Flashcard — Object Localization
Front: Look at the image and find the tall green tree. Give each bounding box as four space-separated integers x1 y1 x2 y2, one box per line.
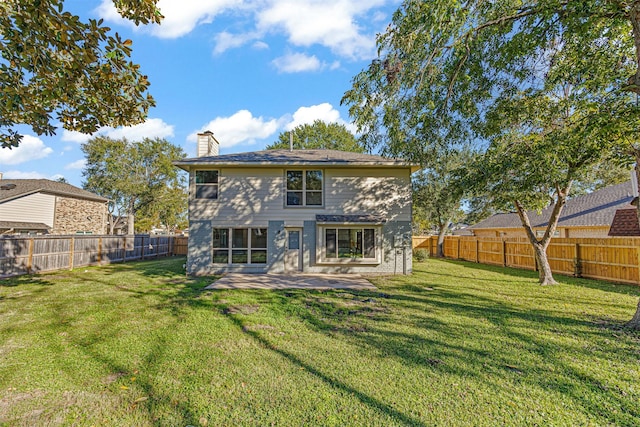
82 137 186 234
413 147 473 257
343 0 635 282
344 0 640 325
0 0 162 148
266 120 365 152
571 163 633 197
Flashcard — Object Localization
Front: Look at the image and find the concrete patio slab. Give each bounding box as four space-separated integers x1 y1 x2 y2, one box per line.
205 273 377 290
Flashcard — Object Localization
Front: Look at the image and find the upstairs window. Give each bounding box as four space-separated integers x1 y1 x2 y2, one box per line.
195 170 219 199
286 170 323 206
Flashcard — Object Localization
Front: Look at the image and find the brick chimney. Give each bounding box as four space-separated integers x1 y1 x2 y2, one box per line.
197 131 220 157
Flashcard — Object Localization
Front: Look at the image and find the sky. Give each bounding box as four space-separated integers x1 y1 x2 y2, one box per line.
0 0 401 187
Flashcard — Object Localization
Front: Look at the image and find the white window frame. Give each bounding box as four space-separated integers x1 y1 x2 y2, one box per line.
316 225 382 265
212 227 268 265
195 170 219 200
285 169 323 207
535 230 560 238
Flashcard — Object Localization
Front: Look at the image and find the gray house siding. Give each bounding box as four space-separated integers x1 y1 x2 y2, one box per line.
184 164 414 276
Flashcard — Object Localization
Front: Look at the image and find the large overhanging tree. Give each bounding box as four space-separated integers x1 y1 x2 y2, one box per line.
342 0 640 325
82 137 187 234
0 0 161 148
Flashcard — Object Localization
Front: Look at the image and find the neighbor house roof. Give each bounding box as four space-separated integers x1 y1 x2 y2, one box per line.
174 149 419 172
0 221 50 231
0 179 108 204
469 181 635 230
608 205 640 236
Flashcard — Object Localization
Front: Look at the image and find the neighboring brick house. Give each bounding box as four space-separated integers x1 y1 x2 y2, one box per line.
175 132 418 275
469 181 635 238
0 179 108 235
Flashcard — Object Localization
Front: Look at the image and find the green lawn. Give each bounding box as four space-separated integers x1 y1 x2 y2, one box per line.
1 257 639 426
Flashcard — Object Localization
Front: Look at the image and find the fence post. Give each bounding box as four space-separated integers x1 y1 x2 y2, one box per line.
637 244 640 285
141 235 146 260
123 236 127 262
27 238 34 274
69 237 75 270
502 240 507 267
475 239 479 263
98 237 102 264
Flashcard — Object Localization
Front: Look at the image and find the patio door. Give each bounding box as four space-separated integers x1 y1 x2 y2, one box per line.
285 228 302 272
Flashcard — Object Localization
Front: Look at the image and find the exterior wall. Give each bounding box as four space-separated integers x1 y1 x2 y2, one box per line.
52 196 107 234
0 193 55 227
302 220 412 275
186 166 413 275
563 226 610 238
188 167 411 225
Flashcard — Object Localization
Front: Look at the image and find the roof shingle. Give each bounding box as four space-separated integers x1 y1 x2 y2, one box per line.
470 181 635 230
608 206 640 236
0 179 108 203
174 149 418 171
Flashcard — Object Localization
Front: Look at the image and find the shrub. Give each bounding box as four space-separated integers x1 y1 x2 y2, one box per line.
413 248 429 262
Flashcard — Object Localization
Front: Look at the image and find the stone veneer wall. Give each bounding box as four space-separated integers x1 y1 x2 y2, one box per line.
52 196 107 235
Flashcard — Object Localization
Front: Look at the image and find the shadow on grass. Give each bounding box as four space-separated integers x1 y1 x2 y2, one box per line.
0 274 55 288
68 320 200 426
431 258 640 297
6 257 637 425
231 276 640 426
219 306 428 427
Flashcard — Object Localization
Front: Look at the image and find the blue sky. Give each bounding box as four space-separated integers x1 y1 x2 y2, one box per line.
1 0 400 187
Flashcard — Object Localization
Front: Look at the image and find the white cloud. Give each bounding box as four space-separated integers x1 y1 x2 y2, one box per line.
0 135 53 166
103 118 175 141
61 119 174 144
286 103 343 130
61 130 91 144
65 159 87 170
252 41 269 50
190 104 356 150
98 0 388 60
61 118 174 144
190 110 279 147
257 0 385 59
213 31 263 55
97 0 241 39
272 52 322 73
2 170 50 179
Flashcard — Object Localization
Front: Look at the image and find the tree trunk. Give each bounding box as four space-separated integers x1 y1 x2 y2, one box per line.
127 214 135 235
627 1 640 94
629 159 640 328
513 185 571 286
436 220 450 257
532 241 557 285
626 298 640 329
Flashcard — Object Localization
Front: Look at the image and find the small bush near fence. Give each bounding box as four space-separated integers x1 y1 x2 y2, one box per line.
413 235 640 286
413 248 430 262
0 235 188 278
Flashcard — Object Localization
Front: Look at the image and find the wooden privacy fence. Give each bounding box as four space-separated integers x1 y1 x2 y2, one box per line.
413 236 640 286
0 235 189 278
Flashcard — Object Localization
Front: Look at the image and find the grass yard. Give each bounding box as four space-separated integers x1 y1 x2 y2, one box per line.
1 257 639 426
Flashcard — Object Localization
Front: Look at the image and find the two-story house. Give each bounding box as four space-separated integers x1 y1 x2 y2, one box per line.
175 131 418 275
0 178 108 235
